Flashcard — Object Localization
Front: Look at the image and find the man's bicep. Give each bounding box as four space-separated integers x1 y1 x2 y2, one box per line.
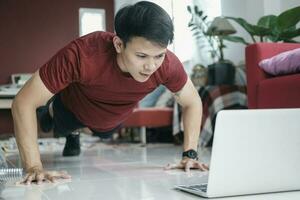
172 78 200 107
14 70 55 107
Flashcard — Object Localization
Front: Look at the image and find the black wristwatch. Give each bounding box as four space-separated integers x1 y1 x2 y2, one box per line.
182 149 198 160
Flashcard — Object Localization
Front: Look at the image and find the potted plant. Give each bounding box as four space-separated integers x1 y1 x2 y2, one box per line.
187 5 220 63
187 6 237 86
224 6 300 45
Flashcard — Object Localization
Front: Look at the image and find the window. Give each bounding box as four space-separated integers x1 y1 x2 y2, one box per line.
79 8 106 36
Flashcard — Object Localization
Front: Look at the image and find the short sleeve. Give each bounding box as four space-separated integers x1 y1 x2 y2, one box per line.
162 51 188 93
39 40 82 94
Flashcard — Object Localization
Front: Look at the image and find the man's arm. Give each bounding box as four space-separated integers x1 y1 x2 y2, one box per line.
173 77 202 151
165 77 208 172
12 70 70 184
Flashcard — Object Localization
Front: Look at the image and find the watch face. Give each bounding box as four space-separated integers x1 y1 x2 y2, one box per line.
188 150 197 159
183 149 198 159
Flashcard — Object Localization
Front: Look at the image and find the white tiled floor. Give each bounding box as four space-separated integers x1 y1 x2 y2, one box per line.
1 136 300 200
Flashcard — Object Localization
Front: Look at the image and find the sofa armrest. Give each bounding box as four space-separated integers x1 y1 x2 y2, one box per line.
246 42 300 108
123 107 173 127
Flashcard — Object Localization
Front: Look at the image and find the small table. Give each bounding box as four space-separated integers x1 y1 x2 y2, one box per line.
0 98 13 109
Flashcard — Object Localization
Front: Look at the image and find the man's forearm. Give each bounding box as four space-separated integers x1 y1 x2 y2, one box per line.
12 101 42 170
182 100 202 151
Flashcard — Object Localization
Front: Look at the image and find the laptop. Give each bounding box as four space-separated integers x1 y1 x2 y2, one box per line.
175 108 300 198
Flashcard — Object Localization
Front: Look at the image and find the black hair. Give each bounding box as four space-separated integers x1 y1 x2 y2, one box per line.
114 1 174 47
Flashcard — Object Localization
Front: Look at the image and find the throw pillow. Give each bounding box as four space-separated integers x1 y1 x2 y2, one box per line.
155 89 173 108
139 85 166 107
259 48 300 75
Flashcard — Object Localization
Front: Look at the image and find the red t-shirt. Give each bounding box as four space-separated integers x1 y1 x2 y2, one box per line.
39 31 187 131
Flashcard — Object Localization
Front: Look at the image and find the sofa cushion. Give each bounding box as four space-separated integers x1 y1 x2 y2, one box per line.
123 108 173 127
259 48 300 76
257 73 300 108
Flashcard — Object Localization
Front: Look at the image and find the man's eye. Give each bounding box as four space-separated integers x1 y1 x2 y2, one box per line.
156 54 165 59
137 55 146 58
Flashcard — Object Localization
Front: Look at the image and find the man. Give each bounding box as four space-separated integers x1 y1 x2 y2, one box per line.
12 1 208 185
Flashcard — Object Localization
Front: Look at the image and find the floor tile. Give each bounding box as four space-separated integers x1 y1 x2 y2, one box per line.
1 136 300 200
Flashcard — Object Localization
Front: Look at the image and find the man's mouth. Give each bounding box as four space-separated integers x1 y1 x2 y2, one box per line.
139 72 151 77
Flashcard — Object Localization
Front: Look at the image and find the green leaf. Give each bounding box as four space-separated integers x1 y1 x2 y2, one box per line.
199 44 207 49
197 11 203 17
251 26 272 36
257 15 277 28
226 16 272 37
277 6 300 30
195 36 205 41
266 35 279 42
190 26 198 31
282 39 299 43
193 31 202 36
188 22 195 27
195 35 204 39
187 6 191 13
194 6 199 14
279 27 300 39
222 35 250 45
226 17 256 35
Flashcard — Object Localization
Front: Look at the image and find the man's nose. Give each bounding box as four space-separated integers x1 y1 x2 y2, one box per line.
145 58 156 71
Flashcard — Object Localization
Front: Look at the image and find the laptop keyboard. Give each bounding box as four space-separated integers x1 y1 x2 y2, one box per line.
183 184 208 192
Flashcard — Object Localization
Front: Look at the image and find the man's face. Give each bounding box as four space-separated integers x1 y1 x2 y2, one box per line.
115 36 167 82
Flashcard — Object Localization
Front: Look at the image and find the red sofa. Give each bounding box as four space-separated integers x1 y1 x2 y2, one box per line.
122 107 173 144
246 43 300 109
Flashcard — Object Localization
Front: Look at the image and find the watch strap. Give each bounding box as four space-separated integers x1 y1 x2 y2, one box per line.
182 149 198 160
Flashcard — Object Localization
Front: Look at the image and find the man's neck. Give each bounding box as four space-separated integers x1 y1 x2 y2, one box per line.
116 54 128 73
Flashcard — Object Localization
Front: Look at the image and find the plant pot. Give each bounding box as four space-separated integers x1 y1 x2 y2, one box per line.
207 61 236 85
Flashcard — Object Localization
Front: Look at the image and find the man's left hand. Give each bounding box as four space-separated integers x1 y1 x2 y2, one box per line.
164 158 209 173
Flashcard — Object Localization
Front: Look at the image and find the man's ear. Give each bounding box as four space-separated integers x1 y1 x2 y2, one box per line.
113 36 124 53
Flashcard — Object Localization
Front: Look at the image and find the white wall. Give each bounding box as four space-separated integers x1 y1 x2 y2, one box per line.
114 0 172 15
114 0 299 66
114 0 134 14
280 0 300 12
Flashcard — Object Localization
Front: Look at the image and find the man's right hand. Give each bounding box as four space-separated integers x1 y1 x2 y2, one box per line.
22 166 71 185
11 71 68 185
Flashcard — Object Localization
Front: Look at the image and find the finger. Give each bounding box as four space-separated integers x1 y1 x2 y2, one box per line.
185 161 193 173
201 164 208 171
194 162 209 170
49 177 56 183
58 173 72 179
36 173 45 185
21 174 30 184
58 171 72 178
25 174 34 185
23 173 30 180
49 171 71 179
48 170 66 176
164 163 176 170
164 163 182 170
45 174 56 183
46 171 56 176
191 162 204 171
202 163 209 170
